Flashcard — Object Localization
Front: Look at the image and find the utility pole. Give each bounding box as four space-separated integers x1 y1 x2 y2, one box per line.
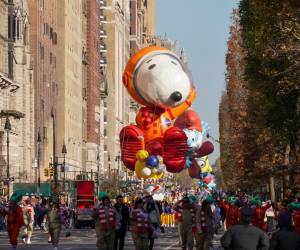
51 108 58 200
115 152 121 191
4 117 11 197
96 152 100 196
37 131 42 194
62 143 67 193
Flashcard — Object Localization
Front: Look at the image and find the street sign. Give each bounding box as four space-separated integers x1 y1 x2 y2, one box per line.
32 159 38 168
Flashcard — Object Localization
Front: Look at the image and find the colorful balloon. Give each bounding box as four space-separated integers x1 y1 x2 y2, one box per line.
134 151 164 179
146 155 159 168
120 46 196 173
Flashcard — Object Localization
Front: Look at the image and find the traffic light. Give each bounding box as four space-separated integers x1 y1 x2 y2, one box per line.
44 168 49 177
49 167 54 177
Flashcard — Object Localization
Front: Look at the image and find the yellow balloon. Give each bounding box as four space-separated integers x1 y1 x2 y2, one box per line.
135 150 164 180
149 171 164 179
135 159 151 179
136 150 149 161
200 156 213 173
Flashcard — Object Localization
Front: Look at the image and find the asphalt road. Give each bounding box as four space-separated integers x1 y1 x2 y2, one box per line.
0 227 222 250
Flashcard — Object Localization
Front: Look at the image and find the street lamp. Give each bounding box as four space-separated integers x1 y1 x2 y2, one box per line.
37 131 42 194
62 143 67 193
115 152 121 191
50 108 58 198
96 152 100 196
108 153 111 179
4 117 11 196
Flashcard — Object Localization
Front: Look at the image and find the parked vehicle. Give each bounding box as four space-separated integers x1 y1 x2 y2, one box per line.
74 180 95 229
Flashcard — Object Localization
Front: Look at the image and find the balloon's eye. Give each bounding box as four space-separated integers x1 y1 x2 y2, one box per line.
148 64 156 70
200 161 205 167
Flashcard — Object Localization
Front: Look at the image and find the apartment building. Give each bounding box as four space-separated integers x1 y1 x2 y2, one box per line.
0 0 34 190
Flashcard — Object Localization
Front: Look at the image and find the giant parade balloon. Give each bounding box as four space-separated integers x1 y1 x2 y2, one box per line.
120 46 197 178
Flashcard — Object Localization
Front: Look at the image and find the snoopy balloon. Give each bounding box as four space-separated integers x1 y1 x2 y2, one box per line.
120 46 196 174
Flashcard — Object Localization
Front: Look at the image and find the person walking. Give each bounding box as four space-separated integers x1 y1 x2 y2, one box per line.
94 195 119 250
22 199 35 244
174 197 197 250
251 198 269 232
5 192 25 250
114 195 129 250
291 201 300 235
221 206 269 250
130 198 152 250
46 202 63 250
195 199 215 250
221 197 240 230
269 212 300 250
145 195 161 250
265 203 275 234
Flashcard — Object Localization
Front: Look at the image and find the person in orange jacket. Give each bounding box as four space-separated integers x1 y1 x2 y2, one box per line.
290 202 300 235
3 192 25 249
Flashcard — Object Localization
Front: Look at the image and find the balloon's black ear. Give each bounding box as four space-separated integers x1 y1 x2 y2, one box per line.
197 141 214 157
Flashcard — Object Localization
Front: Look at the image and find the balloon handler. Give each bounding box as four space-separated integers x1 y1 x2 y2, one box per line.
173 196 197 250
94 195 119 250
1 191 25 250
290 201 300 235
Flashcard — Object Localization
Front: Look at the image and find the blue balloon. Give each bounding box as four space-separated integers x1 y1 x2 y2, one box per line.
201 173 208 178
146 155 159 167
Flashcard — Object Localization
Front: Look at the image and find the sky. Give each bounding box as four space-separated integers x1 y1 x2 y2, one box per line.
157 0 240 163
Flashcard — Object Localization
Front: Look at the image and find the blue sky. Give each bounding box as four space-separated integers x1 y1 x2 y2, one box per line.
157 0 240 163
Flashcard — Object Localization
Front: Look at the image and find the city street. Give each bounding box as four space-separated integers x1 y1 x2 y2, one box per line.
0 228 222 250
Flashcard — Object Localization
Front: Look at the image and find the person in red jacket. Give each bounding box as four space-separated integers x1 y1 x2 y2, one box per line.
221 197 240 230
290 202 300 235
5 192 25 249
251 197 270 232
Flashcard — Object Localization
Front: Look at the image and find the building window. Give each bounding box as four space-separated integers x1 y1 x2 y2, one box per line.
43 126 47 139
8 15 16 41
50 27 53 39
44 23 49 35
52 32 57 45
104 128 107 137
41 98 45 111
24 24 28 45
50 52 52 64
104 145 108 152
8 51 14 79
40 43 44 59
16 20 20 40
104 115 107 123
53 56 56 68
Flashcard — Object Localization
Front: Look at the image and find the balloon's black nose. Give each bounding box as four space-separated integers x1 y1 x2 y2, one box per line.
170 91 182 102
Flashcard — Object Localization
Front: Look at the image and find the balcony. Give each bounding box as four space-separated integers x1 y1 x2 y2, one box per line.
100 44 107 53
100 15 107 23
100 58 107 66
100 0 107 8
100 30 107 38
100 80 108 98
